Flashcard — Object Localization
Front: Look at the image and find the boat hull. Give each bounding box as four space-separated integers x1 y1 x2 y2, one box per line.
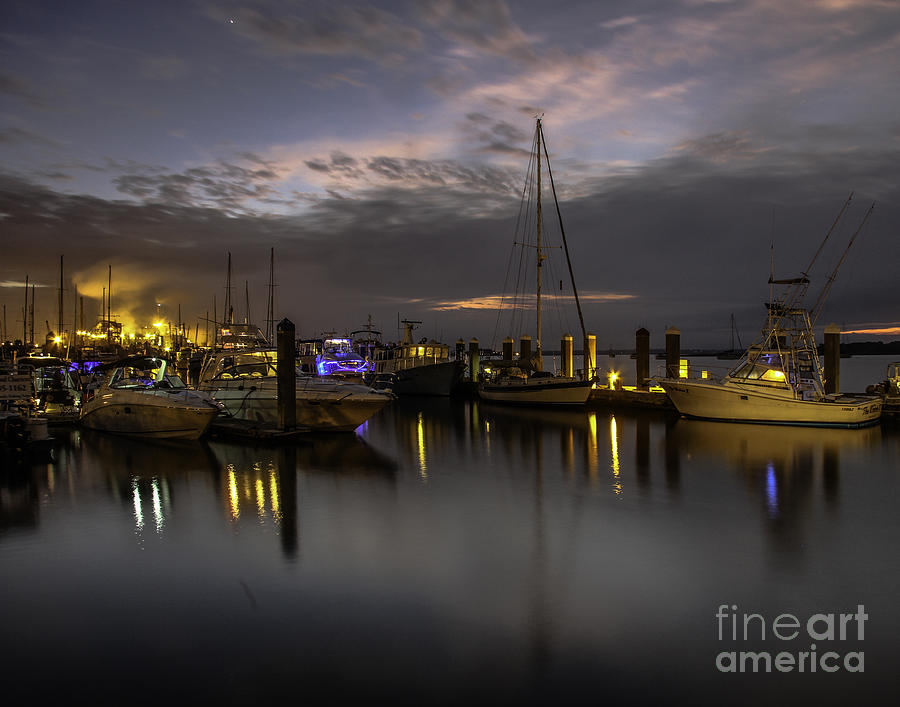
204 379 392 432
661 379 882 428
391 360 465 396
80 391 218 440
478 378 593 405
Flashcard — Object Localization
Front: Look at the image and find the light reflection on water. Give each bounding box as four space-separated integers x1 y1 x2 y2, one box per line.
0 400 898 704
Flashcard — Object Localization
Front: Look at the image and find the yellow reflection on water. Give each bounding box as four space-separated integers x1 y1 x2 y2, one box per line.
417 412 428 480
587 412 599 484
610 415 622 495
269 468 281 524
227 465 240 521
255 478 266 520
563 428 575 478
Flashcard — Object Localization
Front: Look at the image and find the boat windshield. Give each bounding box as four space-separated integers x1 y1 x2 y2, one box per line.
109 360 166 388
161 374 188 389
212 351 278 380
730 362 788 384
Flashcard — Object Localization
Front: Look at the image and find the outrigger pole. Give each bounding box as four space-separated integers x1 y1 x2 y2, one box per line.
811 201 875 326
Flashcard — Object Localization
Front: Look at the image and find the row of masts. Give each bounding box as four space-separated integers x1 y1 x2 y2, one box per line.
3 248 277 352
7 259 115 350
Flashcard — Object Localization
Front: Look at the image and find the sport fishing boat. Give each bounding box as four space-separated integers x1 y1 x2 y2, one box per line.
478 117 593 405
80 356 220 440
197 348 393 432
370 320 465 396
659 196 882 428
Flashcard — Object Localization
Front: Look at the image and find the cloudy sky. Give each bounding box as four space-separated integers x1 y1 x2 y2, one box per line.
2 0 898 350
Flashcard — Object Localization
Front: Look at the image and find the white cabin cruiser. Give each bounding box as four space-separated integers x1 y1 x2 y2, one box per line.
197 348 393 432
80 357 219 440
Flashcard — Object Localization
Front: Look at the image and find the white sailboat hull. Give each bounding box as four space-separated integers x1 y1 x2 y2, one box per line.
661 379 882 427
478 378 592 405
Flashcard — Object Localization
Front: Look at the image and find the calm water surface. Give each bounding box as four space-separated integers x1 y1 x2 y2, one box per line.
1 356 897 704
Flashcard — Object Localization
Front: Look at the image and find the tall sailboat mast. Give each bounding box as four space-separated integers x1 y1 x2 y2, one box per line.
535 118 544 370
539 119 592 378
266 247 276 344
58 255 64 341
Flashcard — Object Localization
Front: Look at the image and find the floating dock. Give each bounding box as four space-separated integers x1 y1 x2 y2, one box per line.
207 417 312 442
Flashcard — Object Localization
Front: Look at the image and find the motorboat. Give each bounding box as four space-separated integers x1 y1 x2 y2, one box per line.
370 320 465 396
659 196 882 428
197 348 393 432
298 335 372 381
80 356 220 440
870 361 900 416
13 355 81 420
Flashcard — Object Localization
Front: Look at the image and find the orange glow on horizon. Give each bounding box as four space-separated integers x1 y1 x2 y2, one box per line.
433 292 636 311
842 326 900 336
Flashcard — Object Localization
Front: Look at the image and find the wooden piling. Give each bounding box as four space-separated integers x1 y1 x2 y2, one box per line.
520 334 532 367
583 333 596 381
468 338 480 383
824 323 840 394
665 327 680 379
561 334 573 378
277 318 296 431
636 327 650 390
502 336 514 361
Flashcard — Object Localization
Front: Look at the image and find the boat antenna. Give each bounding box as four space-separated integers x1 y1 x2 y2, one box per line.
538 119 591 378
810 201 875 326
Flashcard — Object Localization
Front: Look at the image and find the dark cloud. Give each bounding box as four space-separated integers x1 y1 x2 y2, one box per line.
111 160 287 212
463 114 533 156
220 2 423 64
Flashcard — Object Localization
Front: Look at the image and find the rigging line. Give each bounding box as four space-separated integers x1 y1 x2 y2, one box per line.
538 121 592 377
810 201 875 327
493 135 539 351
511 140 539 343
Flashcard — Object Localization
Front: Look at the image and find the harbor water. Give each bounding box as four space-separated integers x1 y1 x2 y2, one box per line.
1 356 897 704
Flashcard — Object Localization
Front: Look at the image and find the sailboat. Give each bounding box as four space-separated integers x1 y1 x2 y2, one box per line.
478 118 594 406
659 196 882 427
715 314 744 360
